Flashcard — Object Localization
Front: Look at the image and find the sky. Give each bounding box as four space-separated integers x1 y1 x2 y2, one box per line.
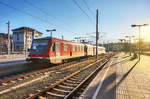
0 0 150 43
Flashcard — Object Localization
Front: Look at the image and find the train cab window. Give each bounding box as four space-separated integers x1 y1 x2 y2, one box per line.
51 42 55 52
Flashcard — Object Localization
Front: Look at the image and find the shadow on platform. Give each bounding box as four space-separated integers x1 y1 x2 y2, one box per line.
82 59 139 99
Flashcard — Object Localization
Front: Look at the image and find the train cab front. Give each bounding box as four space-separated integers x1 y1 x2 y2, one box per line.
26 38 50 63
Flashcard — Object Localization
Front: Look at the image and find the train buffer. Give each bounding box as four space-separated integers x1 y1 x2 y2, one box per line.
79 54 150 99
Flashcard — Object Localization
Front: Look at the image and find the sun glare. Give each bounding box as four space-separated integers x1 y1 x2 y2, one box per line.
141 26 150 42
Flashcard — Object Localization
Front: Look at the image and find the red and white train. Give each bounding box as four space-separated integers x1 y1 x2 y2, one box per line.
27 37 105 64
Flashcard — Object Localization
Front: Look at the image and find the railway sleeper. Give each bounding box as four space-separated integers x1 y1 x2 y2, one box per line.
73 75 87 79
2 83 7 86
57 84 74 89
38 96 47 99
10 80 16 83
53 88 70 93
46 91 65 98
50 88 68 95
66 78 81 83
66 80 81 84
62 82 78 87
30 75 35 77
24 76 29 79
62 81 80 85
72 76 81 79
55 85 73 91
68 77 80 81
18 78 23 81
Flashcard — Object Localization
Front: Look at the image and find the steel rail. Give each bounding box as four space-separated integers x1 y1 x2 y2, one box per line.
64 58 109 99
0 55 107 85
27 56 111 99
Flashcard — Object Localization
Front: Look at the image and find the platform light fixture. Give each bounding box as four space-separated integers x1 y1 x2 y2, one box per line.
46 29 56 37
131 24 149 61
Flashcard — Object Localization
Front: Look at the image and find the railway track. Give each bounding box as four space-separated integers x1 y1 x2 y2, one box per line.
0 55 110 97
0 56 94 84
27 56 111 99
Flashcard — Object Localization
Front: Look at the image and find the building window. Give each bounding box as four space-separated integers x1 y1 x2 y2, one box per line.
17 33 19 41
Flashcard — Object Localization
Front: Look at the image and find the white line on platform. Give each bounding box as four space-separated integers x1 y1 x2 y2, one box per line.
92 60 113 99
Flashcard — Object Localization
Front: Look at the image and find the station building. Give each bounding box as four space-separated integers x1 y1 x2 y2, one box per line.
12 27 43 52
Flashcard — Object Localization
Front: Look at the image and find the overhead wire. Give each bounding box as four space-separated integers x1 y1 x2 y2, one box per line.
72 0 93 23
82 0 94 15
0 1 73 33
23 0 71 29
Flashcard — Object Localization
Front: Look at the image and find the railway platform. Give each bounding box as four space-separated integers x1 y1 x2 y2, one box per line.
0 54 27 67
79 53 150 99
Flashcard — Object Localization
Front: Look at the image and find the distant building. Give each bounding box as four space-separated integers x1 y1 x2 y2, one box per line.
0 33 13 54
0 33 8 54
12 27 43 52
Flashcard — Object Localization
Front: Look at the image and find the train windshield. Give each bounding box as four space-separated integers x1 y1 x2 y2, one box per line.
30 39 49 53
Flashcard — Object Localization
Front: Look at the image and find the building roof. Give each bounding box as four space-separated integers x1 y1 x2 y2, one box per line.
12 27 43 34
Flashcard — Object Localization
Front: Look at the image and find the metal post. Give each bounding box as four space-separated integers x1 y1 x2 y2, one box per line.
138 26 141 61
51 31 52 37
96 9 98 59
62 35 64 40
7 21 10 55
12 39 14 53
129 37 131 56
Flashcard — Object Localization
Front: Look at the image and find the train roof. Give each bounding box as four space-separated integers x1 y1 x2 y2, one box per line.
33 37 84 45
34 37 105 49
34 37 51 40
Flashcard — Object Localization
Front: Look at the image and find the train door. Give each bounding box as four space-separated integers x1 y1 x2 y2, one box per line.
56 42 60 57
84 45 87 56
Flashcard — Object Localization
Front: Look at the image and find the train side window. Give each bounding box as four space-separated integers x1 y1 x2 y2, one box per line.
81 46 83 51
77 45 79 51
75 45 77 51
79 45 80 51
72 45 75 51
63 43 68 52
51 42 55 52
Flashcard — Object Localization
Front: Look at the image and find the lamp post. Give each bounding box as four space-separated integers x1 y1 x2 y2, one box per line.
46 29 56 37
118 39 126 52
131 24 149 61
125 36 135 56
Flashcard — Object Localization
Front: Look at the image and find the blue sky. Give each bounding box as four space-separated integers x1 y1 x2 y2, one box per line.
0 0 150 42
